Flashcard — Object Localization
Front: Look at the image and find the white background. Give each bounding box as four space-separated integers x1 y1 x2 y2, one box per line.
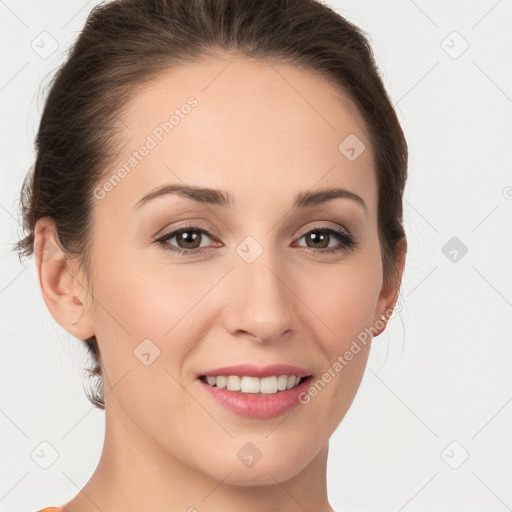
1 1 511 511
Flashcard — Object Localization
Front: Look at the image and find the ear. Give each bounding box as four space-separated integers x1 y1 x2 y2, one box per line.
372 237 407 336
33 217 95 340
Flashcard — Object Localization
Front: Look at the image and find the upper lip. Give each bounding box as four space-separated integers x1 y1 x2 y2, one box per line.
198 364 312 379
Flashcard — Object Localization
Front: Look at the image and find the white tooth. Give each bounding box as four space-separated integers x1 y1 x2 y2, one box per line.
206 375 303 393
241 376 260 393
226 375 241 392
286 375 297 389
259 376 278 394
277 375 288 391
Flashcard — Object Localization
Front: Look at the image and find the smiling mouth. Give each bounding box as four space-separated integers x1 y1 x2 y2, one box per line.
198 374 312 395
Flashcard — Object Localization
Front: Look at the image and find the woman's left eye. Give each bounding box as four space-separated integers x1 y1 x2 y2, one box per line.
155 224 356 256
294 227 356 254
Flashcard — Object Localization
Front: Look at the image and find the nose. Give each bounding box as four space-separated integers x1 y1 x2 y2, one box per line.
222 251 295 344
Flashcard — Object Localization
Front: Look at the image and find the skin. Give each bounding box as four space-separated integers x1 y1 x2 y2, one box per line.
34 53 406 512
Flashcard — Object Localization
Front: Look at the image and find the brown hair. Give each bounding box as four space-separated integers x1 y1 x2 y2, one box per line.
14 0 408 410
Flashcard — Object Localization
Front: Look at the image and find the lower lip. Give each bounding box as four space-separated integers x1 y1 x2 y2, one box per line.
197 376 313 419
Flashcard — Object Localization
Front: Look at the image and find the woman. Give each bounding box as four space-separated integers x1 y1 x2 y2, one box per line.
16 0 408 510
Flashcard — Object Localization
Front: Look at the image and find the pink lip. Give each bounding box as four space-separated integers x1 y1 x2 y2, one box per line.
197 375 313 419
197 364 311 379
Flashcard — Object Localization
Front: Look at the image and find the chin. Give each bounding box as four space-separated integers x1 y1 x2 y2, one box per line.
214 464 303 487
195 447 311 487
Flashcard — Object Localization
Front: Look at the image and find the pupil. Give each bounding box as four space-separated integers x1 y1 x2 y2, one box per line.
308 231 328 249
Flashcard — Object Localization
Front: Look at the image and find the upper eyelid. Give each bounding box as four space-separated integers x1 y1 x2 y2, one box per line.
157 221 218 239
296 222 351 237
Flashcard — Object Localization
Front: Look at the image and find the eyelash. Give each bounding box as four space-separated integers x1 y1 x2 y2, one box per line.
154 222 357 256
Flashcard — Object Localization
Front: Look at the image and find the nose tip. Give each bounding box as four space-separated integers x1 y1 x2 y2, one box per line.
223 259 295 344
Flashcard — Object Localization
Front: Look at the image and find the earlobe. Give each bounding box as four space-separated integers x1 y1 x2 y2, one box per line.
34 217 95 340
373 300 397 337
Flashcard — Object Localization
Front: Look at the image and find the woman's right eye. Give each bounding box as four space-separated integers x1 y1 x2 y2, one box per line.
155 225 218 255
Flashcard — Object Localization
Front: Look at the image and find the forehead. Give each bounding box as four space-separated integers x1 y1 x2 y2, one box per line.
96 54 377 216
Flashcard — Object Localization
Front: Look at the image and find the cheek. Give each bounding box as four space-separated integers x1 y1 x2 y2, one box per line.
299 257 381 346
92 254 190 338
90 257 198 442
294 268 378 433
90 251 222 394
294 256 380 424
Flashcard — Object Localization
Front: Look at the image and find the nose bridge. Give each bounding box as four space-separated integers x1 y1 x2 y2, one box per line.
225 241 294 342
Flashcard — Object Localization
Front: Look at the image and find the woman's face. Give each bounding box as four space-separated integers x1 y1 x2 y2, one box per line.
78 55 400 484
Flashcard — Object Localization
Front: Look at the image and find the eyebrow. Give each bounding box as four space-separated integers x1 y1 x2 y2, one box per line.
133 184 366 211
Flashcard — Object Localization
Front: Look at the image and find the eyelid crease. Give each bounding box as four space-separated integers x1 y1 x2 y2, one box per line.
296 220 352 238
153 220 220 240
